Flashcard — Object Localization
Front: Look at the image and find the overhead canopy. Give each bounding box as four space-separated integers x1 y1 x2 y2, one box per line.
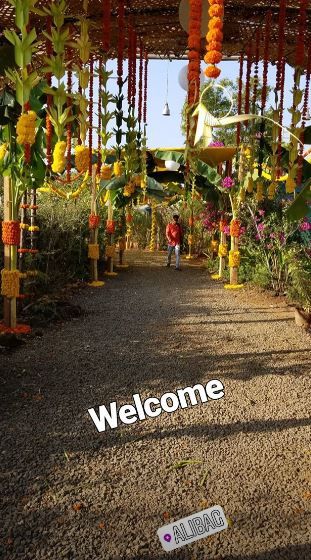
0 0 310 66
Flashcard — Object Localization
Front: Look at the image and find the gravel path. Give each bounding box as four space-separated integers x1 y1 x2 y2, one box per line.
1 251 311 560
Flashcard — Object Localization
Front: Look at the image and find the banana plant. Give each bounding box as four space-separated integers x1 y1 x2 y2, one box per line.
98 66 115 164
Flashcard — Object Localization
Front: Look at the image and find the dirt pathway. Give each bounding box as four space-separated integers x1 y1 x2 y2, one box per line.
1 251 311 560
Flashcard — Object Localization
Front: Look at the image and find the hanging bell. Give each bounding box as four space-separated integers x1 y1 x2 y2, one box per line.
162 102 170 116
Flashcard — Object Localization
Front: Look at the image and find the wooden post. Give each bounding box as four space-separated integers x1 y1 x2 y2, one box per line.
3 176 17 328
230 235 239 285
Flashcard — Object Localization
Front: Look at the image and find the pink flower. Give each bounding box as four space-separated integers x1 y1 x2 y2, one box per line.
258 209 265 216
239 226 246 235
257 223 265 232
222 176 235 189
223 225 230 234
299 220 311 231
209 141 224 147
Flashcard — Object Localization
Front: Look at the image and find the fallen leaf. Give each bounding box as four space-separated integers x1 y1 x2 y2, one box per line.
227 517 234 527
200 499 209 509
162 511 170 520
302 491 311 500
72 502 83 511
98 521 105 529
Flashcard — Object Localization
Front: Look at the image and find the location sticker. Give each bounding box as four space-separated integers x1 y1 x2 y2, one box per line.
157 505 228 552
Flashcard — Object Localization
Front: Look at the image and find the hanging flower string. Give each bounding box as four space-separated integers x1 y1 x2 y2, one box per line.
188 0 202 105
244 45 253 120
143 50 148 124
251 29 261 113
117 0 125 87
276 56 286 176
102 0 111 54
204 0 224 79
132 30 137 109
128 23 134 105
66 64 72 183
297 44 311 185
236 53 244 146
88 57 94 175
97 58 103 174
276 0 286 91
261 11 271 112
138 39 143 126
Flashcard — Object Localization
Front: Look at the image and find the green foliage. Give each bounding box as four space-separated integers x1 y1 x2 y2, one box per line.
286 178 311 222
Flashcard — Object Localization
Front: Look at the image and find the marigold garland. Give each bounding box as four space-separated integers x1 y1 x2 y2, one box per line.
0 143 8 161
230 219 241 238
52 141 67 174
113 161 123 176
106 220 115 234
229 250 240 268
101 164 112 180
1 269 20 298
219 219 227 232
2 221 20 246
236 53 244 145
204 0 224 79
88 57 94 175
218 243 228 257
117 0 125 87
138 39 144 125
187 0 202 105
75 145 89 172
143 50 148 124
244 45 253 118
88 243 100 260
16 111 37 146
102 0 111 53
106 244 116 258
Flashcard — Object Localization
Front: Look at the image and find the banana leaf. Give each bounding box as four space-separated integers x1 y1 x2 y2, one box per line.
196 160 222 186
153 150 185 164
286 177 311 221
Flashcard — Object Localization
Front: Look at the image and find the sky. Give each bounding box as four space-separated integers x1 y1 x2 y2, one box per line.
101 58 308 149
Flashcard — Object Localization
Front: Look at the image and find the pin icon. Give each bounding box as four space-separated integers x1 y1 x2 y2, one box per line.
164 534 172 542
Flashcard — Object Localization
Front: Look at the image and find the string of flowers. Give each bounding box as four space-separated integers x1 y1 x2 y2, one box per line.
88 57 94 175
97 58 102 175
297 44 311 185
117 0 125 88
138 39 144 128
132 30 137 109
188 0 202 105
276 57 286 176
143 50 148 124
66 63 72 182
102 0 111 54
286 0 308 193
127 22 134 105
236 53 244 146
258 11 271 178
251 29 261 114
204 0 224 79
276 0 286 92
244 44 253 119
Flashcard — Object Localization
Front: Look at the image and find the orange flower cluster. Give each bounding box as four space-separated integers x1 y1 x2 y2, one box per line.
187 0 202 105
2 221 20 246
106 220 115 234
204 0 224 79
230 219 241 238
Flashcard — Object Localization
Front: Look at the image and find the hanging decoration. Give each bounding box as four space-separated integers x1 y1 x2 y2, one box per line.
258 11 271 177
66 63 73 182
102 0 111 54
204 0 224 79
297 44 311 185
138 40 144 128
143 50 148 125
188 0 202 105
88 57 94 175
236 54 244 146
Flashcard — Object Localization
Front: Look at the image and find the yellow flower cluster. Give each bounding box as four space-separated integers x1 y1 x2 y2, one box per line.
52 141 67 174
229 250 241 268
188 234 194 244
1 269 20 298
123 182 135 197
20 223 29 230
210 240 219 252
29 225 40 232
0 143 8 161
106 244 116 258
101 165 112 180
16 111 37 146
75 145 89 172
88 243 100 260
218 244 228 257
113 161 123 177
256 181 264 202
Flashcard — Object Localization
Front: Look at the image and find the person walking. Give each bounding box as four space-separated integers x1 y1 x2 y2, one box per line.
166 214 183 270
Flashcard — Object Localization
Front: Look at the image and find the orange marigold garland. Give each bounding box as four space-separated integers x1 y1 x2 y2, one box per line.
188 0 202 105
2 221 20 246
204 0 224 79
89 214 101 229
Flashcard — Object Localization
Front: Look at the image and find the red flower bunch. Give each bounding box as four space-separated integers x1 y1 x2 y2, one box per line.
2 221 20 246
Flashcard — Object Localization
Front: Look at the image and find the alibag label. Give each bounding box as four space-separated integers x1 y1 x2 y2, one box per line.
157 505 228 552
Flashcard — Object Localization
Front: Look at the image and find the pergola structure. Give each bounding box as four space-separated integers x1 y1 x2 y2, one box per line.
1 0 311 64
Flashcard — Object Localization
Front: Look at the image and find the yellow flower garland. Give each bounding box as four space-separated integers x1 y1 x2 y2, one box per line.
52 141 67 174
75 145 89 172
16 111 37 146
1 269 20 298
113 161 123 176
88 243 100 260
101 165 112 180
0 143 8 161
106 244 116 258
229 250 241 268
218 243 228 257
210 240 219 251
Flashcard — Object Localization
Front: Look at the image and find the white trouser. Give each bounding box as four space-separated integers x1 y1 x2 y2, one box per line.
167 244 180 268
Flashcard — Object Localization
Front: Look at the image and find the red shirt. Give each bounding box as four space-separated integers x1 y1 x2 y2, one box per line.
166 222 182 246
